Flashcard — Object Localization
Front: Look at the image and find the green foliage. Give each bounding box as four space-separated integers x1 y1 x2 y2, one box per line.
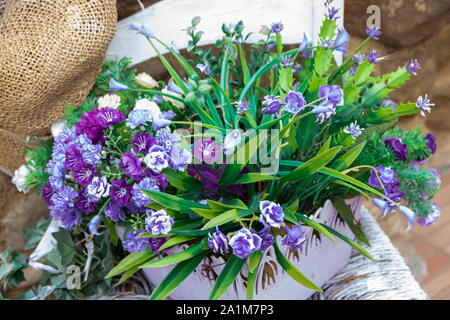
0 248 27 290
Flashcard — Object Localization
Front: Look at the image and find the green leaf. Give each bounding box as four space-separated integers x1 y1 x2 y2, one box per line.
247 252 262 300
248 250 262 273
296 214 337 244
141 189 208 215
209 255 246 300
331 196 370 246
104 218 118 246
232 173 274 184
201 209 249 230
23 217 50 250
150 251 208 300
141 241 206 268
353 61 374 84
52 228 76 267
320 223 375 261
115 266 139 287
320 18 337 39
158 235 198 251
279 146 342 187
163 170 204 192
284 208 299 225
314 47 333 77
105 249 156 278
272 241 322 291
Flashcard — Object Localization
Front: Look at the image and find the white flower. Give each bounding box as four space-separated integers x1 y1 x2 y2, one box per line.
162 87 185 109
97 93 121 109
343 121 364 140
135 98 161 121
135 72 158 89
222 129 242 155
143 151 169 173
416 94 434 117
12 165 30 193
51 118 68 139
86 176 110 201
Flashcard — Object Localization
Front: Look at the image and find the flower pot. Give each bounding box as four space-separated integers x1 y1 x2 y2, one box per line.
117 196 362 300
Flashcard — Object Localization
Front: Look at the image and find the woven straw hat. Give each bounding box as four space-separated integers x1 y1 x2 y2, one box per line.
0 0 117 175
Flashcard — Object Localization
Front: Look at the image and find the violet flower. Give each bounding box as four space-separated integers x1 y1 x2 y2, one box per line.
88 215 101 235
262 95 283 116
126 109 150 129
170 147 193 172
229 227 262 259
417 202 441 226
399 206 416 231
196 61 211 75
193 138 220 164
120 152 143 180
129 22 154 38
284 91 306 115
208 227 229 255
259 200 285 228
332 28 350 54
282 225 306 250
270 22 284 34
73 165 96 187
327 6 340 20
110 179 132 207
143 145 170 173
97 108 125 128
311 101 336 123
236 100 249 114
384 136 408 161
416 94 434 117
145 209 174 236
104 201 125 222
343 121 364 139
319 85 343 106
368 165 396 188
132 177 159 208
123 230 150 253
368 49 381 64
406 59 421 76
366 26 382 40
132 131 155 155
109 78 129 91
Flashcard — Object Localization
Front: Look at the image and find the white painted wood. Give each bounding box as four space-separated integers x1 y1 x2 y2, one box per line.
106 0 344 66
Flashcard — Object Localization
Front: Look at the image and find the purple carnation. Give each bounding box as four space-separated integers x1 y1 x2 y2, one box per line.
40 182 55 206
132 132 155 155
418 133 436 161
368 165 396 188
155 129 181 153
262 95 283 116
282 225 306 250
229 228 262 259
97 107 125 128
284 91 306 115
50 206 81 231
65 145 85 172
259 200 285 228
120 152 143 180
384 136 408 161
319 85 343 106
132 177 159 207
417 202 441 226
110 179 132 207
50 185 77 209
104 200 125 222
145 209 174 236
123 230 150 253
256 228 274 251
148 237 168 254
208 227 229 255
75 190 97 213
193 138 220 164
75 108 105 145
73 165 96 187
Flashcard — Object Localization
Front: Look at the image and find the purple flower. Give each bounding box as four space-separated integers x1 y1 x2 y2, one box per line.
416 94 434 117
133 132 155 155
170 147 193 172
155 129 181 153
293 63 302 74
104 200 125 222
284 91 306 115
384 136 408 161
50 185 77 209
120 152 143 180
352 53 366 66
368 165 396 188
236 100 249 114
129 22 154 38
75 108 105 145
259 200 285 228
196 61 211 75
65 145 84 172
167 78 184 95
366 26 382 40
229 228 262 259
148 237 168 253
343 121 364 139
298 34 312 57
208 227 228 255
40 182 55 206
368 49 381 64
141 170 168 191
132 177 159 207
143 145 170 173
280 56 293 68
270 22 283 34
87 176 110 201
193 138 220 164
88 215 101 235
110 179 132 207
51 207 81 231
126 109 150 129
109 78 129 91
76 134 102 166
73 165 96 187
405 59 421 76
372 198 393 218
327 6 340 20
123 230 150 253
75 190 97 213
282 225 306 250
262 95 283 116
417 202 441 226
319 85 343 106
399 206 416 231
152 94 163 105
97 108 125 128
381 99 397 110
332 28 350 54
425 133 437 155
256 228 274 251
152 113 172 130
145 209 174 236
311 101 336 123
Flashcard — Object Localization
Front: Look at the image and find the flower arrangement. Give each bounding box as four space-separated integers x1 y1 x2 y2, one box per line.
14 4 441 300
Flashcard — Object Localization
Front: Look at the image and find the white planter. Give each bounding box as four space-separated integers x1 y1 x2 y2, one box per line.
117 196 362 300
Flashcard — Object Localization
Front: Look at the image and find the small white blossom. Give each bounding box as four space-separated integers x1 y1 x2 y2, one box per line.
143 151 169 173
416 94 434 117
343 121 364 139
222 129 242 155
97 93 121 109
135 72 158 89
12 165 30 193
51 118 68 139
134 98 161 121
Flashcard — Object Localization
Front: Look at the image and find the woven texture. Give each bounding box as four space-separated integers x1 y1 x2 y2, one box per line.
97 206 428 300
0 0 117 174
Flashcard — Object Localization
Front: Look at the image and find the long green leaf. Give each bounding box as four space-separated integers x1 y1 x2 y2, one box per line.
106 249 156 278
149 251 208 300
140 241 205 268
163 170 204 192
272 242 322 291
296 213 337 243
232 173 274 184
201 209 249 230
209 255 246 300
141 189 208 215
158 235 198 251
